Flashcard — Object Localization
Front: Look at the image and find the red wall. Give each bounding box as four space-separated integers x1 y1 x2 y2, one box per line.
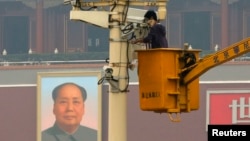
1 83 250 141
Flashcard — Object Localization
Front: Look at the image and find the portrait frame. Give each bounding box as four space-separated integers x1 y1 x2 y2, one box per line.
36 71 102 141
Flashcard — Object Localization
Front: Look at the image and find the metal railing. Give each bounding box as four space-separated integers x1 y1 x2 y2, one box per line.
0 50 249 66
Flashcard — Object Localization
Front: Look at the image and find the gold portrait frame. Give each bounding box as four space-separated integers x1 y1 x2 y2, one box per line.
36 71 102 141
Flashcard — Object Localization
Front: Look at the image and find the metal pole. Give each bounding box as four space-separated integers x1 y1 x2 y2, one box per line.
108 4 128 141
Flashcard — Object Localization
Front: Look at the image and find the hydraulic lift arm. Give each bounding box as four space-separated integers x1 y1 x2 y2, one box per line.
183 37 250 84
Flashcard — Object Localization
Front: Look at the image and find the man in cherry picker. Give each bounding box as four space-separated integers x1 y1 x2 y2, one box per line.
131 10 168 49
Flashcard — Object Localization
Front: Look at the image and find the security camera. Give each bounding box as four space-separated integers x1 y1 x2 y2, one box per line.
105 68 113 79
103 65 112 72
121 8 150 37
126 8 147 24
103 65 114 79
126 8 159 24
64 0 76 5
102 65 120 93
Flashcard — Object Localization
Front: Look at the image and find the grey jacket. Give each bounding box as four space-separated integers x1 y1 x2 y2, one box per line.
42 123 97 141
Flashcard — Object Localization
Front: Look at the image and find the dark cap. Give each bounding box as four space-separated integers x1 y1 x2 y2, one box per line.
144 10 157 21
52 82 87 102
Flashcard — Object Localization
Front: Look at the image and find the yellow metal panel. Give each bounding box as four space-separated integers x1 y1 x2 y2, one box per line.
136 48 200 113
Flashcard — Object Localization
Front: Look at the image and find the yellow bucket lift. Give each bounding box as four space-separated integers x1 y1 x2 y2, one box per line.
136 37 250 121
